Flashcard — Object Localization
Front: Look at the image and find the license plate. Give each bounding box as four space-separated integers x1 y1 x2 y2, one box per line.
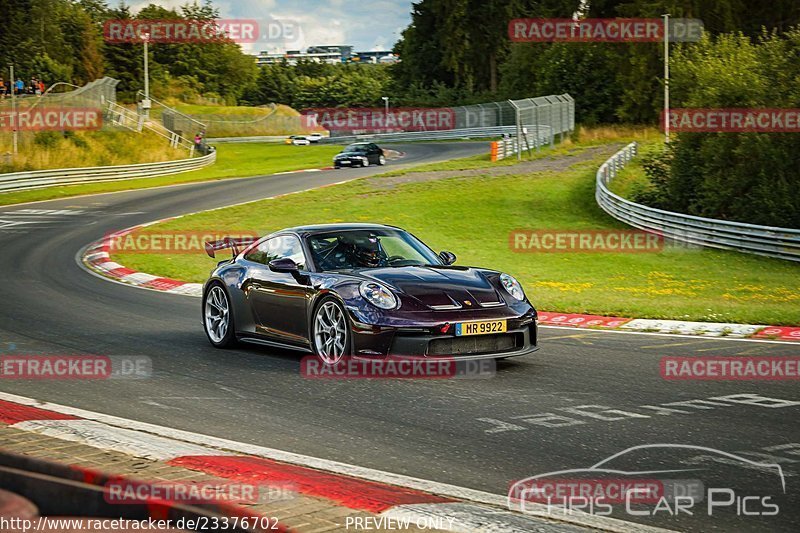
455 320 507 336
340 160 351 165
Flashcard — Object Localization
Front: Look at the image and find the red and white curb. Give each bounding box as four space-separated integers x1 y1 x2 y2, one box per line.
81 236 800 343
82 221 205 297
0 392 668 533
536 312 800 341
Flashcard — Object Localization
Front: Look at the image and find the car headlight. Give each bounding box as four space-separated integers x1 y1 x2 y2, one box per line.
500 273 525 301
359 281 398 309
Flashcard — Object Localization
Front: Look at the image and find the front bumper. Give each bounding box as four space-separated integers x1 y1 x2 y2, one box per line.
349 314 539 361
334 156 366 167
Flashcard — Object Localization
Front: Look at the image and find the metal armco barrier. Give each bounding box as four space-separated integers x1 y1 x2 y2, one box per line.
0 151 216 193
596 142 800 262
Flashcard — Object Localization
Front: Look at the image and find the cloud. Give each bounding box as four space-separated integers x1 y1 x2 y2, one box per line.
127 0 411 52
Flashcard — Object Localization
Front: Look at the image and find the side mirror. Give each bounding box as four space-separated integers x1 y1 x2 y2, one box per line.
438 251 457 265
268 257 299 273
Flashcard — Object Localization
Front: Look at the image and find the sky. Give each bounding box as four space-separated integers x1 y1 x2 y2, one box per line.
128 0 414 53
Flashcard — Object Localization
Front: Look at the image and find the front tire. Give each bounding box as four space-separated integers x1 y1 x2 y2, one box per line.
378 155 386 165
312 297 351 364
203 283 236 348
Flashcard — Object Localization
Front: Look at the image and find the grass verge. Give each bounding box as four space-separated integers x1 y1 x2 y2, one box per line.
0 143 343 206
112 132 799 326
0 130 179 173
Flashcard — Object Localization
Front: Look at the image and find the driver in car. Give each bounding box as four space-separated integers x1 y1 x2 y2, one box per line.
347 235 387 268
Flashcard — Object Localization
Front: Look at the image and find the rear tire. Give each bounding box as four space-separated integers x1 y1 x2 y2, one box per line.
203 282 237 348
378 155 386 165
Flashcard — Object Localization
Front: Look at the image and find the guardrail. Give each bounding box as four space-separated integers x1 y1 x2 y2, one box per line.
0 150 216 192
596 142 800 262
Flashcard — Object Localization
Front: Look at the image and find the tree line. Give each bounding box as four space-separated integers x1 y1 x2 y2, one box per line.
2 0 798 227
392 0 800 123
0 0 256 103
636 30 800 228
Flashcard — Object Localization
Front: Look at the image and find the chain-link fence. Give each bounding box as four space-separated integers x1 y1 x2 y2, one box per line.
322 94 574 149
0 77 118 116
0 76 198 169
139 93 303 139
510 94 575 148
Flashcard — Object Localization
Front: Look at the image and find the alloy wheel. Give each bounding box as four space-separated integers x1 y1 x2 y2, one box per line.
205 286 230 343
314 301 348 364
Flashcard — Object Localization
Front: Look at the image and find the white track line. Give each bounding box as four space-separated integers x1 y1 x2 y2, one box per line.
0 391 671 533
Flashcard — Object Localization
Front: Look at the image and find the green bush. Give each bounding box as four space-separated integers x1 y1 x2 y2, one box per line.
32 132 62 149
666 30 800 228
631 146 672 209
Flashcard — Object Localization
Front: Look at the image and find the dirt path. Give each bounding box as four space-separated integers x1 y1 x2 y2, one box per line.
368 143 625 190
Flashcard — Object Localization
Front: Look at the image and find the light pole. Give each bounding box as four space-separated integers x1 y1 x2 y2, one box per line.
9 65 17 155
663 14 670 144
141 32 151 120
381 96 389 118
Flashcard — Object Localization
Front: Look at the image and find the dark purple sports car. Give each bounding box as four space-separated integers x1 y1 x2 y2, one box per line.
203 224 538 363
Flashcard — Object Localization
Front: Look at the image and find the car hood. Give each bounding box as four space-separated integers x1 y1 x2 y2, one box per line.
360 266 506 309
335 152 365 158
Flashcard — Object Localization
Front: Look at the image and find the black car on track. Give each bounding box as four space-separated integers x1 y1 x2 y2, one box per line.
202 224 538 363
333 143 385 168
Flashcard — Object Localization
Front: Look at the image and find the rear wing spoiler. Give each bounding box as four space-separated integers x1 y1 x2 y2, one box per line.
205 237 258 259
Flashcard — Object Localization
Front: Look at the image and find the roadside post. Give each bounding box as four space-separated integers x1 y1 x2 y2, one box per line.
663 14 670 143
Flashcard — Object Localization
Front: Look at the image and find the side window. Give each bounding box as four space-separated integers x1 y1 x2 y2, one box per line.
245 235 306 269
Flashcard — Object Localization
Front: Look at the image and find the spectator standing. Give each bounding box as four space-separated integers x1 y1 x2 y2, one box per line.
14 79 23 95
38 79 45 95
0 78 4 99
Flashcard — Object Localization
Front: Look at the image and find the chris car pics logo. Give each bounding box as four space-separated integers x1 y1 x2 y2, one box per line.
509 444 785 519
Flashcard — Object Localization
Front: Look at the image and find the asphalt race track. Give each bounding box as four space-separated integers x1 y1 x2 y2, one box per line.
0 141 798 532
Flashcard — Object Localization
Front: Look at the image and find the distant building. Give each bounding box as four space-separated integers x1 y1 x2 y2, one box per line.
255 50 342 66
307 45 353 61
352 51 399 64
253 46 398 67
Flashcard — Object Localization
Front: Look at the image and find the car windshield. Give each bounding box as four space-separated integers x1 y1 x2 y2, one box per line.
343 144 368 153
308 229 441 271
